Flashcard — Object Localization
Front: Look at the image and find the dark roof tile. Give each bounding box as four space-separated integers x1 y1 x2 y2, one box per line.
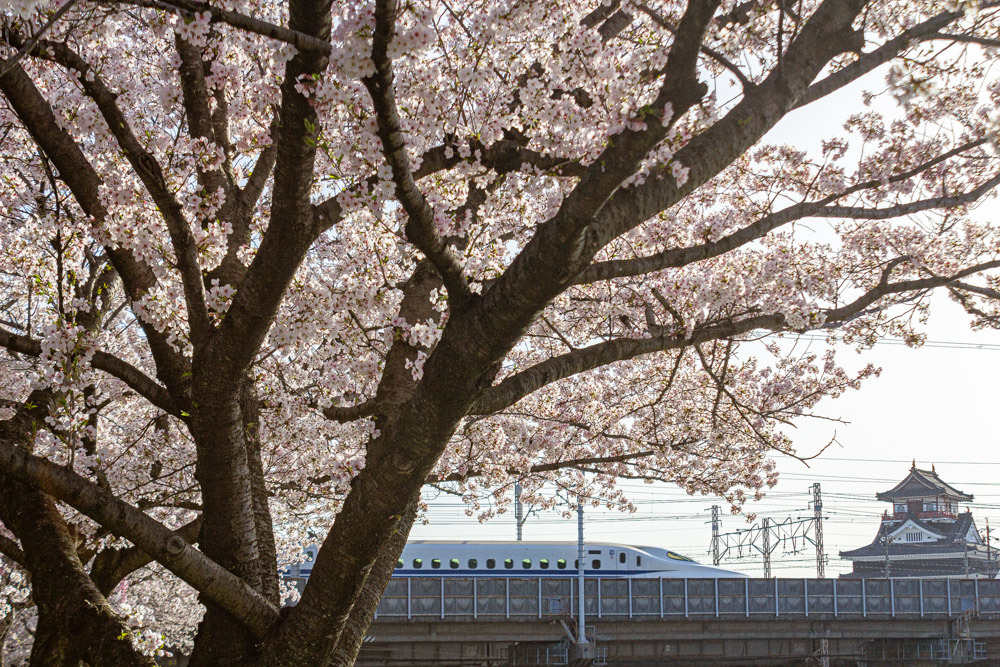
840 513 980 559
875 468 973 502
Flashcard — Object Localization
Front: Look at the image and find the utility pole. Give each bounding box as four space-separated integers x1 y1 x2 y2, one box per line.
577 501 588 647
987 519 994 577
762 518 771 579
812 483 825 578
711 505 721 566
883 530 892 579
514 480 523 541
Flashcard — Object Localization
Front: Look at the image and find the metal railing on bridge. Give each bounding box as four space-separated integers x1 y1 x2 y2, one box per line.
371 577 1000 621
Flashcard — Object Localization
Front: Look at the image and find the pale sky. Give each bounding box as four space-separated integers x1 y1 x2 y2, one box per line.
411 295 1000 577
410 54 1000 578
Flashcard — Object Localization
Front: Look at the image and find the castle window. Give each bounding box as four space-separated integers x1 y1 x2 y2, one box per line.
905 532 921 542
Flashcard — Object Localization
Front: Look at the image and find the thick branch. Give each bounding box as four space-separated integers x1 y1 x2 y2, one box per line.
794 5 990 108
363 0 473 306
638 1 753 91
951 281 1000 300
812 173 1000 220
208 0 332 383
89 516 202 596
0 327 178 416
104 0 332 53
578 138 991 283
928 31 1000 49
472 260 1000 414
591 0 867 245
0 59 191 405
469 0 721 370
322 399 377 423
0 533 24 566
241 138 278 208
0 440 278 637
174 36 234 200
16 37 213 342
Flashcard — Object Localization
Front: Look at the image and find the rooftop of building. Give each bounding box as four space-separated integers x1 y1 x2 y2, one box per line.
874 463 973 502
840 512 987 560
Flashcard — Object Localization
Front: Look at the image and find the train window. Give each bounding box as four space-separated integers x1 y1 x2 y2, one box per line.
450 559 460 569
522 559 531 569
667 552 694 562
413 558 423 569
540 559 550 570
619 552 626 564
637 556 642 566
504 559 514 569
468 559 478 569
557 559 567 570
574 559 579 569
592 560 601 570
395 559 404 569
431 559 441 569
486 559 495 569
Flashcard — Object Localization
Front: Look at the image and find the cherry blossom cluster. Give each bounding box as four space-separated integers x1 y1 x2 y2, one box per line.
1 0 1000 654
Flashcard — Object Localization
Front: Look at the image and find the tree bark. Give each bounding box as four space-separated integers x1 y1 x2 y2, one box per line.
187 389 262 666
325 500 417 667
0 404 156 667
0 477 155 667
240 379 281 606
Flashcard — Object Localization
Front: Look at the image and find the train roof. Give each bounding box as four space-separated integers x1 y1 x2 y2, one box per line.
406 540 662 550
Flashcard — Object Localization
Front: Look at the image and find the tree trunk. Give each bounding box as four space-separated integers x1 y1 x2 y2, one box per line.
0 397 156 666
0 477 156 667
240 379 280 606
188 385 263 665
326 500 417 667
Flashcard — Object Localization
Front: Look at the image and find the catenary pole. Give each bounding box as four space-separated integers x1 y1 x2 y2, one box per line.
711 505 721 566
515 480 523 541
813 483 825 578
577 501 587 646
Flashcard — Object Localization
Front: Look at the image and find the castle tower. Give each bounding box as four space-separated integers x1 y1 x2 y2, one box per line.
839 465 998 578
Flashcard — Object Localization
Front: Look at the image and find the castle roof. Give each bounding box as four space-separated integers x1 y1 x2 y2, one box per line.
874 466 973 502
840 512 981 560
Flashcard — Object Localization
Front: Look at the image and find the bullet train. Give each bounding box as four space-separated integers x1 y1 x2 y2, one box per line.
289 541 747 579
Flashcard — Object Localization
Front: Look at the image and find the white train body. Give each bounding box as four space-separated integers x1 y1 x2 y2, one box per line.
291 541 746 579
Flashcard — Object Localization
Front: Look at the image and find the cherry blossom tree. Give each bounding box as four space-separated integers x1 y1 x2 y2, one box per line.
0 0 999 663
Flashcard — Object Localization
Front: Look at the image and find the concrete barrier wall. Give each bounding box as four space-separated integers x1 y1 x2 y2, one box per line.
369 576 1000 621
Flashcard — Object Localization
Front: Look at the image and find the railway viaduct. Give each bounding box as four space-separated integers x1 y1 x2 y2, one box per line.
350 576 1000 666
